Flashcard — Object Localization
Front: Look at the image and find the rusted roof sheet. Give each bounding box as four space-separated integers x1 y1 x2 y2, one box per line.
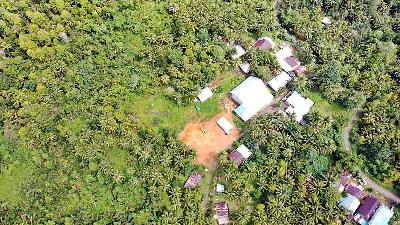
356 196 380 221
216 202 229 225
184 171 202 189
228 150 245 166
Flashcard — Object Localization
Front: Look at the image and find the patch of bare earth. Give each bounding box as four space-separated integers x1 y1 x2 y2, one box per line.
179 111 239 168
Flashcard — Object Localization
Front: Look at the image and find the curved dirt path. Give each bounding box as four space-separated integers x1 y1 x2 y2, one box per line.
343 109 400 203
358 171 400 203
343 109 361 151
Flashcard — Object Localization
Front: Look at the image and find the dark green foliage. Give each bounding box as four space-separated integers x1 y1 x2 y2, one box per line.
212 114 345 224
0 0 399 224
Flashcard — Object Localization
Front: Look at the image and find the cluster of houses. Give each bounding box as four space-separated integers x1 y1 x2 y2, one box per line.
199 36 315 125
183 144 252 224
195 36 319 224
338 172 394 225
185 17 398 225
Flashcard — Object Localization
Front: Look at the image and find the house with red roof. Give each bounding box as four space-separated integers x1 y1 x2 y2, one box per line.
252 37 275 51
215 202 229 225
184 171 202 189
346 184 364 199
354 196 380 224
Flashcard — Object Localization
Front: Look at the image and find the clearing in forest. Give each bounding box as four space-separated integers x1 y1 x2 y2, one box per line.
179 111 239 168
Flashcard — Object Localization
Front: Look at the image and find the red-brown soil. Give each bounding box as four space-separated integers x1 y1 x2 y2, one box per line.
179 111 239 168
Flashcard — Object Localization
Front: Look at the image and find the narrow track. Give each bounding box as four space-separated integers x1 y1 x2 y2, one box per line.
343 109 400 203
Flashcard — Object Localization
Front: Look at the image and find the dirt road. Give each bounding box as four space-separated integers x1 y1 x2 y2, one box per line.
343 109 361 150
343 109 400 203
358 171 400 203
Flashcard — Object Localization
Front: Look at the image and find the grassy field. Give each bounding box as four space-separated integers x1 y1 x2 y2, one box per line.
106 147 130 172
0 137 32 206
125 74 244 132
0 162 32 205
304 90 348 117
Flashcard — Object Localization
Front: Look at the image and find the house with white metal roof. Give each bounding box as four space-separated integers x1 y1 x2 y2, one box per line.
369 205 394 225
340 194 361 213
240 61 250 73
268 71 292 92
322 17 332 25
198 87 213 102
285 91 314 123
230 76 274 121
216 117 234 135
231 45 246 59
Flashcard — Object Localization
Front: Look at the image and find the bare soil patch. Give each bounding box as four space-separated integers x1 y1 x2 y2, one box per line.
179 111 239 168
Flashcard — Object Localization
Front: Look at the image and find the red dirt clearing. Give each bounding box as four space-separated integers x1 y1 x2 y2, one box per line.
179 111 239 168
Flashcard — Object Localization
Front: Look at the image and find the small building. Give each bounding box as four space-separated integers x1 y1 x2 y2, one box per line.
294 65 306 75
337 173 351 192
217 117 234 135
340 194 361 213
346 184 364 199
240 61 250 73
216 184 225 193
284 57 301 71
198 87 213 102
230 76 274 121
215 202 229 225
231 45 246 59
276 45 304 73
184 171 202 189
285 91 314 123
369 205 394 225
268 71 292 92
228 144 252 166
322 17 332 25
276 45 293 60
354 196 380 224
252 37 275 51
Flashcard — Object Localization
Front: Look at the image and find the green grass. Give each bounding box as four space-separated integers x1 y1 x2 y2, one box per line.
124 74 244 132
0 136 33 206
304 90 347 117
106 147 129 172
0 162 32 205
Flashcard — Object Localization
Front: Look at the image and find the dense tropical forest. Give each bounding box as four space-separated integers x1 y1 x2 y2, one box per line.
0 0 399 224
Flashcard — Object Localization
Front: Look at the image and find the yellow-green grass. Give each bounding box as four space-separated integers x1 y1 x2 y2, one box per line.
106 147 130 172
0 162 31 205
125 74 244 133
303 90 348 116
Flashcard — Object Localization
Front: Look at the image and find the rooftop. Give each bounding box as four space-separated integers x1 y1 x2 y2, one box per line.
184 171 202 189
252 37 275 50
340 194 361 213
285 91 314 122
369 205 394 225
216 202 229 225
268 71 292 92
230 76 274 121
356 196 380 221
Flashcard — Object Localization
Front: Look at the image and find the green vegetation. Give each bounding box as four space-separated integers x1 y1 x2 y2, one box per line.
0 139 32 206
304 90 347 116
211 114 346 224
0 0 399 224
